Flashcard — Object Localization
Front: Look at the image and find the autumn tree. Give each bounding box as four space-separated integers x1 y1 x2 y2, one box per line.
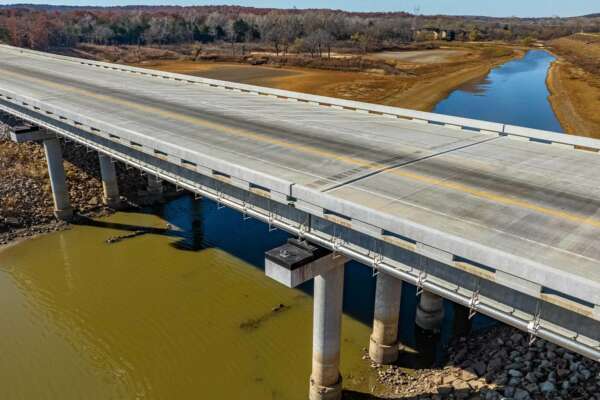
28 13 49 50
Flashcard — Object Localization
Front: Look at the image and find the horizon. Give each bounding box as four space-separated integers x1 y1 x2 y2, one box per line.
3 1 600 18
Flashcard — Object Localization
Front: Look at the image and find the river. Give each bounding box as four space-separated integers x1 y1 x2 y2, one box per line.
434 50 563 132
0 50 563 399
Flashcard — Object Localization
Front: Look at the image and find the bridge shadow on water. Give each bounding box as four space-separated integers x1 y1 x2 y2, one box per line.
74 194 497 372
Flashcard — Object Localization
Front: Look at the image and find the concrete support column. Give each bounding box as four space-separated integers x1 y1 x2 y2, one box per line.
369 272 402 364
310 260 345 400
147 174 163 195
98 154 120 208
43 137 72 221
415 290 444 332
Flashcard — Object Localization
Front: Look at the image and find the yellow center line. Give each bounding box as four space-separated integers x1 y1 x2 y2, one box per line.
3 67 600 230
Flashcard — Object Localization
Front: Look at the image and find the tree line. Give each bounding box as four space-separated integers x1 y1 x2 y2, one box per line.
1 6 599 53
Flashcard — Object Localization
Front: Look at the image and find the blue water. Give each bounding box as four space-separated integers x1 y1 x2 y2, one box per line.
434 50 563 133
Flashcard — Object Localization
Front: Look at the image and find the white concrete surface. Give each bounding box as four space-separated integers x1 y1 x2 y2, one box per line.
42 137 72 220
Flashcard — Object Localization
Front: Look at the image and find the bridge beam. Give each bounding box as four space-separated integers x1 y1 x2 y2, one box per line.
265 240 347 400
43 137 73 221
415 290 444 332
369 272 402 364
98 154 121 209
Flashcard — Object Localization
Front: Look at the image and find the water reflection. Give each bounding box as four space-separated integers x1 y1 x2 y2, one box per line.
434 50 564 133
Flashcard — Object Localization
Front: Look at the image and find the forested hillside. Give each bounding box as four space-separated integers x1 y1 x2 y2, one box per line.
0 5 599 52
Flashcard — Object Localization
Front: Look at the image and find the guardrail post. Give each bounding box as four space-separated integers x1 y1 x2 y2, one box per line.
43 137 73 221
98 154 121 209
369 272 402 364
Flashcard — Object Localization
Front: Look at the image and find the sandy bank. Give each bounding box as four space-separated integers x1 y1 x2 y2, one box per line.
547 58 600 139
546 35 600 139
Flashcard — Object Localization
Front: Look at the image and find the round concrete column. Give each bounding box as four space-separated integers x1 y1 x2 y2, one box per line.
98 154 121 209
309 259 345 400
415 290 444 332
43 137 73 221
147 174 163 195
369 272 402 364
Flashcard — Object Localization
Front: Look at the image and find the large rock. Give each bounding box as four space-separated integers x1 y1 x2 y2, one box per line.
540 381 555 393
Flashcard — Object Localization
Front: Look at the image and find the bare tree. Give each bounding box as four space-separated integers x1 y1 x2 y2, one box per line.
259 11 284 55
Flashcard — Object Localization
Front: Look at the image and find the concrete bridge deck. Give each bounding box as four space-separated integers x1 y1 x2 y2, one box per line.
0 45 599 363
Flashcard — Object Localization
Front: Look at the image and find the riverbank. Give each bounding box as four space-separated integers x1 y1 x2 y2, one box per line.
546 35 600 139
0 133 149 245
367 325 600 399
128 44 521 112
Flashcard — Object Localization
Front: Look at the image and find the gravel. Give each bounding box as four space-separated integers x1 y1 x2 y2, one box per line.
0 132 152 245
369 325 600 399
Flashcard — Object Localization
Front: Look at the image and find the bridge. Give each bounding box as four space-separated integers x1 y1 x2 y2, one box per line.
1 44 599 399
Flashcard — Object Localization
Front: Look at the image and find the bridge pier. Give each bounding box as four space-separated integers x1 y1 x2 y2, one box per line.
147 174 163 195
310 260 345 400
98 154 121 209
43 137 73 221
415 290 444 332
369 272 402 364
265 240 347 400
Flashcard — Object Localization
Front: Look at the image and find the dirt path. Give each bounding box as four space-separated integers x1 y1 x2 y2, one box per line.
371 49 469 63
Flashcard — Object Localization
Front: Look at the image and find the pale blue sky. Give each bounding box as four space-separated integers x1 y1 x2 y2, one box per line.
3 0 599 17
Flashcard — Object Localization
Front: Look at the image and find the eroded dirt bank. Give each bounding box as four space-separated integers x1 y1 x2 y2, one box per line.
547 35 600 139
129 44 521 112
0 123 149 245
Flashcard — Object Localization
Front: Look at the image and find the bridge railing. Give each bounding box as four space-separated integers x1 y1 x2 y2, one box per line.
2 44 600 153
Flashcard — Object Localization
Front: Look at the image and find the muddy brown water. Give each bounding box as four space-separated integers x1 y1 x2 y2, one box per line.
0 199 378 399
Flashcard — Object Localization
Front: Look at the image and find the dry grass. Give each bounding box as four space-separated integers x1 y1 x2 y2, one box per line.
131 43 518 112
547 35 600 138
550 34 600 76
